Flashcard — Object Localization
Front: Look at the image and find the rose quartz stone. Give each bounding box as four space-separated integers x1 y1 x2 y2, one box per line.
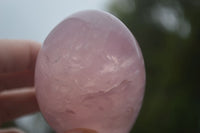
35 10 145 133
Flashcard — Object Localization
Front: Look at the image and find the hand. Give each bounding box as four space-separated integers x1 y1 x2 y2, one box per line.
0 40 41 133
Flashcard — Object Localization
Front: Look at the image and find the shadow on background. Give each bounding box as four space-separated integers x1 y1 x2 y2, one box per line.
109 0 200 133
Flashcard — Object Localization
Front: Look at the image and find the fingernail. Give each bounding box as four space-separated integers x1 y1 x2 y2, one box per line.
64 128 98 133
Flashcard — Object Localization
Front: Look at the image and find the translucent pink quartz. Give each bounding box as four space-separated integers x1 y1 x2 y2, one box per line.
35 10 145 133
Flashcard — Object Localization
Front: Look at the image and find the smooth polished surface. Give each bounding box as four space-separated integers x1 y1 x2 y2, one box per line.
35 10 145 133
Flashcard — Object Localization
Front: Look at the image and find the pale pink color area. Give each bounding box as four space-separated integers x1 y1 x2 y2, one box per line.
35 10 145 133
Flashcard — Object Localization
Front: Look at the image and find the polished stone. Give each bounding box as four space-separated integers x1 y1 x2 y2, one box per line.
35 10 146 133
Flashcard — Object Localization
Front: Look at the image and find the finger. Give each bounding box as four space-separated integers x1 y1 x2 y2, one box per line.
0 71 34 91
0 40 41 91
65 128 98 133
0 40 41 73
0 89 39 124
0 128 25 133
0 70 34 91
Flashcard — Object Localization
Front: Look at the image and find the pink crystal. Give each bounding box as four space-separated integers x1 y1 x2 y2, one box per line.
35 10 145 133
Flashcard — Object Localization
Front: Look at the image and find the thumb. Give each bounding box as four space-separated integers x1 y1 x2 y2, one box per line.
64 128 98 133
0 128 25 133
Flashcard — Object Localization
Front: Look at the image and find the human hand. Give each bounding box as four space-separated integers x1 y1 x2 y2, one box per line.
0 40 41 133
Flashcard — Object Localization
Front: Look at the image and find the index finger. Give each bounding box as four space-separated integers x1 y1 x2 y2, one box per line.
0 40 40 73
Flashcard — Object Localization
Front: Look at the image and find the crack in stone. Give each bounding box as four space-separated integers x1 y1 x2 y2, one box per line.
82 80 132 102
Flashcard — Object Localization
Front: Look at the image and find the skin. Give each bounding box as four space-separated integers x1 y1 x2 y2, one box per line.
0 38 140 133
0 40 98 133
0 40 40 133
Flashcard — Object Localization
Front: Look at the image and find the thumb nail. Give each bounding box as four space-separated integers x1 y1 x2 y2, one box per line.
64 128 98 133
